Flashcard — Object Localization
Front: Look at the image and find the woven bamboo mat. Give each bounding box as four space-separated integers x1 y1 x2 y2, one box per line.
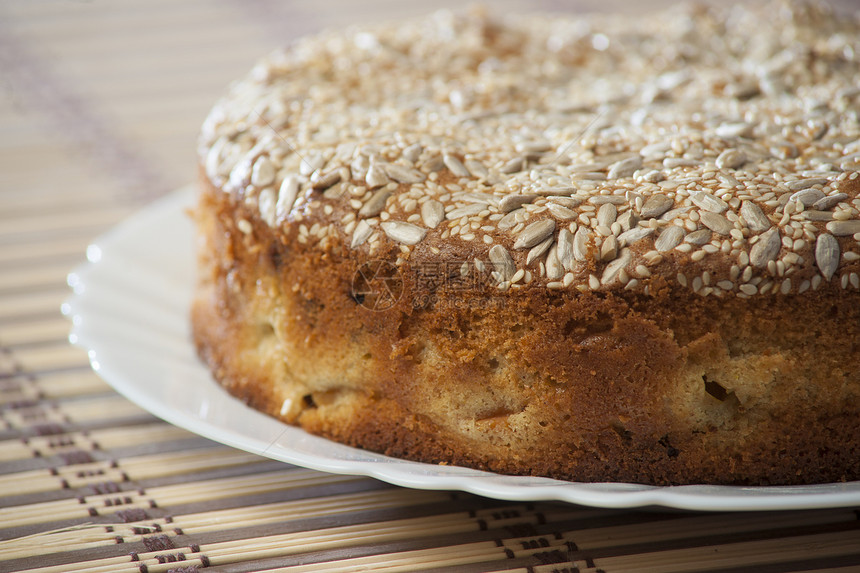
2 1 860 572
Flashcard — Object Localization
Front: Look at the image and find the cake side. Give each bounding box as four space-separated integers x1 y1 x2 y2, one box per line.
193 171 860 485
192 2 860 485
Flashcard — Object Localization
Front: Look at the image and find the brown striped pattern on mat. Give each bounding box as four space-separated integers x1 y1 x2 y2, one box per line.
2 1 860 572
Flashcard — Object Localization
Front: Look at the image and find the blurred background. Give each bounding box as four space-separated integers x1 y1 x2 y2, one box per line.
2 0 852 210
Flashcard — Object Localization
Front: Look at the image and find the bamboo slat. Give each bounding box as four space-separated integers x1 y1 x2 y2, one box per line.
2 1 860 572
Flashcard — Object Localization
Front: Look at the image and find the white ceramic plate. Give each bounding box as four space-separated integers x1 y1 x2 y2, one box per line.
63 187 860 511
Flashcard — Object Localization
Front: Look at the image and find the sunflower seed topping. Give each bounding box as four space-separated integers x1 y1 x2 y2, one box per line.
815 233 840 280
202 3 860 297
497 210 522 230
251 156 276 187
514 219 556 250
607 156 642 179
365 163 390 188
699 211 733 236
601 248 632 285
545 245 563 280
749 228 781 268
385 163 425 183
655 226 685 252
690 191 729 214
499 157 525 174
446 203 485 220
789 188 826 207
827 220 860 236
600 235 618 261
381 221 426 245
489 245 515 281
640 194 674 219
527 236 554 266
258 187 277 227
546 203 578 220
813 193 848 211
684 229 712 245
715 122 753 139
596 203 617 227
617 227 654 246
351 219 373 248
276 175 300 217
740 201 771 232
663 158 700 168
464 160 488 179
359 189 392 218
311 170 341 190
443 153 470 177
803 210 835 222
516 141 553 154
715 148 746 170
616 210 639 232
573 227 590 262
557 229 575 270
299 153 324 176
421 200 445 229
402 144 422 163
786 177 828 191
534 186 576 196
499 194 537 213
589 195 627 205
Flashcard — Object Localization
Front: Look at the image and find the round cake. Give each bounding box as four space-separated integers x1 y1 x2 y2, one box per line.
193 2 860 485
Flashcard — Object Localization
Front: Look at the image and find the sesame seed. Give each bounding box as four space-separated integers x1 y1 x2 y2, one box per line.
237 219 253 234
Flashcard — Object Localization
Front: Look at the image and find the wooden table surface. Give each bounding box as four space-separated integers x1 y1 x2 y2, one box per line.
2 1 860 572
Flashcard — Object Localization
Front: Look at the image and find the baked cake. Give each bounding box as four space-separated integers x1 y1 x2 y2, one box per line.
193 1 860 485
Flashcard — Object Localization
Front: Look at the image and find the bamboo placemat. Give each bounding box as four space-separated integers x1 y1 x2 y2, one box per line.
2 1 860 572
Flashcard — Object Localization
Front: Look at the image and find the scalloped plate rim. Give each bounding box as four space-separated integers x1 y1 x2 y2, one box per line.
62 186 860 511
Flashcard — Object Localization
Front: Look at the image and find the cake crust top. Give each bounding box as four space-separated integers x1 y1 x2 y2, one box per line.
199 1 860 298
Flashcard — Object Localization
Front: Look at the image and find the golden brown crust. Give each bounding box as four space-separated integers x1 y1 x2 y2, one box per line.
192 3 860 485
193 173 860 485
